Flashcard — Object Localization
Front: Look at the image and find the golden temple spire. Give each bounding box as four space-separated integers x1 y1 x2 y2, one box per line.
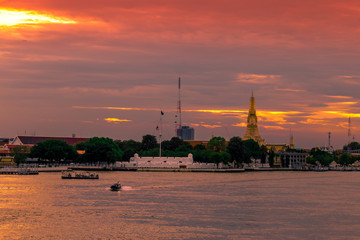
243 91 264 145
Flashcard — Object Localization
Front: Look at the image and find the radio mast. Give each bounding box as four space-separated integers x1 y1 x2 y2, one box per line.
348 116 351 145
176 77 182 138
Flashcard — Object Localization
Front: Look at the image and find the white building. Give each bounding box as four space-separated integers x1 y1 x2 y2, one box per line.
116 153 218 169
279 152 308 169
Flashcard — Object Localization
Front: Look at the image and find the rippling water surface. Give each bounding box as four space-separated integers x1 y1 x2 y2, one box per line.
1 171 360 239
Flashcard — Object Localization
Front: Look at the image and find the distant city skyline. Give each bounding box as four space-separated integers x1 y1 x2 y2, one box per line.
0 1 360 149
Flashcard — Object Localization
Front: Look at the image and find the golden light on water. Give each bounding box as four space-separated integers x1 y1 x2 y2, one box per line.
0 9 76 26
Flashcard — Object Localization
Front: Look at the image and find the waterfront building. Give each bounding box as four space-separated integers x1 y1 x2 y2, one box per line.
278 152 308 169
116 153 219 169
266 144 288 152
0 156 14 166
243 92 265 145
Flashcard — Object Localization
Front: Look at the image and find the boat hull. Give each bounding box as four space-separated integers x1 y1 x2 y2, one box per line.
61 176 99 179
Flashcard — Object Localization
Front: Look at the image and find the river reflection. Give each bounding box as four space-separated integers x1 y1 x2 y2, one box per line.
1 171 360 239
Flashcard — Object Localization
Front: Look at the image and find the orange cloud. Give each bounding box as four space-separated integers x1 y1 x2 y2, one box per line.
73 106 159 111
263 126 285 130
276 88 305 92
237 73 281 84
185 109 247 115
299 119 328 125
325 95 353 99
337 75 360 85
257 111 302 125
325 102 358 106
0 8 76 26
233 123 247 127
104 118 132 123
191 123 222 128
321 111 360 118
201 124 222 128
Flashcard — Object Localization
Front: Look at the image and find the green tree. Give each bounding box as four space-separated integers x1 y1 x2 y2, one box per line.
260 145 268 164
140 148 160 157
121 139 142 152
219 152 231 166
141 134 158 151
114 140 124 149
227 136 244 166
310 147 334 166
83 137 123 163
164 137 183 151
344 142 360 151
338 153 355 166
11 145 29 166
306 156 316 165
74 141 86 150
192 150 211 163
209 151 231 167
243 139 261 163
268 149 275 167
120 139 142 161
208 136 226 152
30 139 78 163
162 137 193 151
209 152 221 167
194 144 206 151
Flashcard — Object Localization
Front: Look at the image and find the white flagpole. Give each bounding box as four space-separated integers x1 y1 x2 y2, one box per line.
160 111 163 157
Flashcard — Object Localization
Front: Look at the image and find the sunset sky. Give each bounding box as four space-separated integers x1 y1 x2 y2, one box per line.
1 0 360 148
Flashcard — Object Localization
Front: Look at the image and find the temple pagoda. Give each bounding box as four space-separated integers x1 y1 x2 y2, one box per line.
243 91 265 145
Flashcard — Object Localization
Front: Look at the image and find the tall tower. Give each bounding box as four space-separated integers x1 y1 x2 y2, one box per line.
290 129 294 149
176 77 182 138
243 91 264 145
348 116 351 145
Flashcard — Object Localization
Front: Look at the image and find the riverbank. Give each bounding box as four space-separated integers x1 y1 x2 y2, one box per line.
32 166 360 173
66 166 297 172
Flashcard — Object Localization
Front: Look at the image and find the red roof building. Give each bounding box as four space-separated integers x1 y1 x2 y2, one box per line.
10 136 90 146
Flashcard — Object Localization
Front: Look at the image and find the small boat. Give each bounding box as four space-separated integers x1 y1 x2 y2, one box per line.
110 182 122 191
61 170 99 179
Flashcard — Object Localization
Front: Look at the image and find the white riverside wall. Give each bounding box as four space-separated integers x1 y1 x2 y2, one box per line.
116 153 218 169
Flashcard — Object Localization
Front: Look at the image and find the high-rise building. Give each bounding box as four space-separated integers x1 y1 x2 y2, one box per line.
177 126 194 140
243 91 264 145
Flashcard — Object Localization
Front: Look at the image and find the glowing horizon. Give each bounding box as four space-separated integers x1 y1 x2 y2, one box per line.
104 118 132 123
0 9 76 26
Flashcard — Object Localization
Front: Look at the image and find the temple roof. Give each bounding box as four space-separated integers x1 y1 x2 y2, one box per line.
11 136 90 146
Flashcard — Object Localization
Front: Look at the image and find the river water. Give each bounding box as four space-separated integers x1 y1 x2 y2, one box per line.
1 171 360 239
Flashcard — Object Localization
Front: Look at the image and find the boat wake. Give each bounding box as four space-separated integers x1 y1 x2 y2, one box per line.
121 186 133 191
107 186 134 191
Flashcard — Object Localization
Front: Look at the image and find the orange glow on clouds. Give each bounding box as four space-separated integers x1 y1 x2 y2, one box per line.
325 102 358 106
74 105 360 133
73 106 159 111
185 109 247 115
104 118 132 123
263 126 286 130
233 123 247 127
191 123 222 129
0 9 76 26
237 73 281 84
325 95 353 99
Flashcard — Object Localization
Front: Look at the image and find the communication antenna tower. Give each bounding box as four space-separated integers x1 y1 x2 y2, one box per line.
176 77 182 138
328 132 331 150
348 116 351 145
